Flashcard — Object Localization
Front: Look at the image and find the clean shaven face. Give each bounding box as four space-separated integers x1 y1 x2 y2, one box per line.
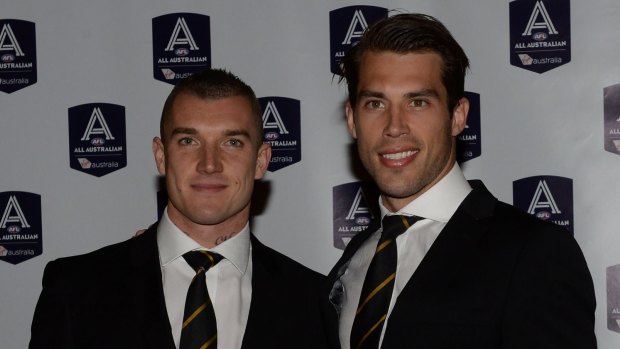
153 93 271 233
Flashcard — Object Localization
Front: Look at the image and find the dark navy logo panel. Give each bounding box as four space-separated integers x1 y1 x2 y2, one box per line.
513 175 574 233
510 0 570 73
68 103 127 177
0 191 42 264
333 181 379 250
604 84 620 155
607 264 620 333
153 13 211 85
259 97 301 172
0 19 37 93
457 91 481 163
329 6 387 76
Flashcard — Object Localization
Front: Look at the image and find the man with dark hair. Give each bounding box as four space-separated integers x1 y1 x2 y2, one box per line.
324 13 596 349
30 69 328 349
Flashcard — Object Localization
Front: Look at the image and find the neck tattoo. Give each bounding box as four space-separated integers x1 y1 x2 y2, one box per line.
215 232 236 246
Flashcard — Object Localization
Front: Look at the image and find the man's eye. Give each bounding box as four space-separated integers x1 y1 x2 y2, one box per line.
410 99 428 108
366 100 384 109
179 138 194 145
227 138 243 147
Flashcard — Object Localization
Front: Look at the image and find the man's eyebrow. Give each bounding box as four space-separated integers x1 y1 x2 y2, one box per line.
224 129 251 139
169 128 252 139
170 127 197 137
404 89 440 99
358 90 386 99
357 88 440 100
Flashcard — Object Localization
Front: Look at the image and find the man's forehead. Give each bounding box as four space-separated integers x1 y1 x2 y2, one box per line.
356 52 446 96
358 51 443 77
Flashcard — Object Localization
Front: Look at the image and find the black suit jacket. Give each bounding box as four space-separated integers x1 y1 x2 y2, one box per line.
324 181 596 349
30 224 328 349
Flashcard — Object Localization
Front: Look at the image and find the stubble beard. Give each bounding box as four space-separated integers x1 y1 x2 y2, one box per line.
368 146 453 207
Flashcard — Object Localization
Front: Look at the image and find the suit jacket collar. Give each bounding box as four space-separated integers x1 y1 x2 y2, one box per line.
330 179 496 279
456 179 497 221
126 223 176 348
323 218 380 349
123 227 308 348
124 228 285 349
395 180 496 293
324 180 498 343
241 234 287 348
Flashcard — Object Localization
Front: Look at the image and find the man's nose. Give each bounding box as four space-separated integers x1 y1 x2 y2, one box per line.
197 144 223 174
384 106 410 138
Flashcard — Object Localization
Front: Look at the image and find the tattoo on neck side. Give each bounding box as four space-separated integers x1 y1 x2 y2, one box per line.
215 232 236 245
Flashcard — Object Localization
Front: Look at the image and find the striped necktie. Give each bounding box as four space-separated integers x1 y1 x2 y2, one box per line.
350 215 422 349
180 250 223 349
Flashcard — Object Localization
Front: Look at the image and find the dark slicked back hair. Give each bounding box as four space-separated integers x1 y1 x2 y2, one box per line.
160 68 263 146
342 13 469 113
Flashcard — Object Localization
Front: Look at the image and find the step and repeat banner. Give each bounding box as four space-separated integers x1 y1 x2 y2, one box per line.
2 0 619 347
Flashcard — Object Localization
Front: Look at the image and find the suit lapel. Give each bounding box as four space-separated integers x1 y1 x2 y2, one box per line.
390 180 497 317
126 224 176 348
327 219 380 284
241 234 280 348
323 220 380 349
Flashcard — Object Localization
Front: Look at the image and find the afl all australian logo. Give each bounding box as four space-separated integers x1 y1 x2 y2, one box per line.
607 264 620 333
68 103 127 177
259 97 301 172
0 19 37 93
0 191 42 265
332 182 379 250
152 13 211 85
329 6 387 76
456 91 482 163
604 83 620 156
509 0 570 73
513 175 574 233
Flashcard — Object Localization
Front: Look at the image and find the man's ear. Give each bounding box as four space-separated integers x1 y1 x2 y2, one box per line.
254 143 272 180
451 97 469 136
345 102 358 139
152 137 166 175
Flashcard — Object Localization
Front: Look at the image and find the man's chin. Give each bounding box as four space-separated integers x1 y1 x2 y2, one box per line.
378 180 425 200
189 214 228 226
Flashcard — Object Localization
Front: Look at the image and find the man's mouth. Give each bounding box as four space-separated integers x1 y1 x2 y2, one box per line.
382 150 418 160
191 183 227 192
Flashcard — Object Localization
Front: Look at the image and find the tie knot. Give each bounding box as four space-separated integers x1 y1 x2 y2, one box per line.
183 250 223 273
381 215 422 240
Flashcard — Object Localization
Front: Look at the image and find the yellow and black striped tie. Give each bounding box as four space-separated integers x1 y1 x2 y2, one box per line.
180 250 223 349
350 215 422 349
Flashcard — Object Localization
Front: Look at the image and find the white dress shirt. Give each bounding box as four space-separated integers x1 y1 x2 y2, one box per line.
157 208 252 349
338 164 472 349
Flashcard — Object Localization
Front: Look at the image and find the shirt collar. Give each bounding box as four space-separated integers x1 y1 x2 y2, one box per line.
379 163 472 222
157 207 251 274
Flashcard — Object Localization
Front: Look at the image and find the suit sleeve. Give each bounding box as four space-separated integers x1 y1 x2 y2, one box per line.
502 226 597 349
29 260 76 349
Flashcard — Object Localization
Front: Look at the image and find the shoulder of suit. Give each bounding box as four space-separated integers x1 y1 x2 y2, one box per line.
475 197 579 257
251 234 325 281
459 181 576 247
45 227 155 275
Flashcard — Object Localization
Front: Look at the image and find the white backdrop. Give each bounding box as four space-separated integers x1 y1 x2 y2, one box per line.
2 0 619 348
